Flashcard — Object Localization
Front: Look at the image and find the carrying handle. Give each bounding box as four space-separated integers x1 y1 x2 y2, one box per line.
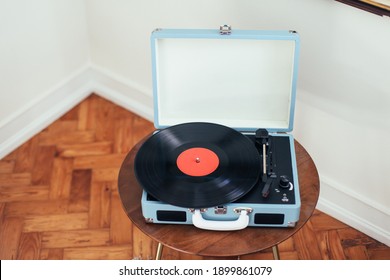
192 208 250 231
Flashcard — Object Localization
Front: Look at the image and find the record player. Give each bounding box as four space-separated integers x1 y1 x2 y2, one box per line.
135 25 301 231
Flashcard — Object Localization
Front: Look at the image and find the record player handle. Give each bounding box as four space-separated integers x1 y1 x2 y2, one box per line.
192 209 250 231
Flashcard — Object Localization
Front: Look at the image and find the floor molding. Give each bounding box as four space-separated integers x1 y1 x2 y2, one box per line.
0 66 92 159
317 175 390 246
89 64 154 122
0 65 154 159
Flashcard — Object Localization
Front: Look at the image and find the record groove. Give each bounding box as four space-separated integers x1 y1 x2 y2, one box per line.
134 122 261 208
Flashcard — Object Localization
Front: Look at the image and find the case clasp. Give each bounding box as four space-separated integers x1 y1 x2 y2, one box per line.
219 24 232 35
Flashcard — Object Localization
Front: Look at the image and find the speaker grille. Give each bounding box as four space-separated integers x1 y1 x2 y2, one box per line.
157 210 187 222
254 213 284 225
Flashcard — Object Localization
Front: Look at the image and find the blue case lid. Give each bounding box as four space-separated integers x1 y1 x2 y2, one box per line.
151 27 300 132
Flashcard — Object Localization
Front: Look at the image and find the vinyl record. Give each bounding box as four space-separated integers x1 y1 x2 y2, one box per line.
134 122 261 208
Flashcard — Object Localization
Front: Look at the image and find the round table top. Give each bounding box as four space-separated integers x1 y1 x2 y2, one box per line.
118 136 319 257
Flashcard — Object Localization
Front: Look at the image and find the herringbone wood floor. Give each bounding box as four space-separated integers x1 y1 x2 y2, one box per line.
0 94 389 260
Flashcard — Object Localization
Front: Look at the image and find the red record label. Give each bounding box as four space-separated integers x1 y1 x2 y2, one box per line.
176 147 219 177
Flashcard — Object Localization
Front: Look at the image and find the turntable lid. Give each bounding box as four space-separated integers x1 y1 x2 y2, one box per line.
151 28 300 132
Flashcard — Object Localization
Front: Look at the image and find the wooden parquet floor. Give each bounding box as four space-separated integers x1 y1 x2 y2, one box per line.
0 94 389 260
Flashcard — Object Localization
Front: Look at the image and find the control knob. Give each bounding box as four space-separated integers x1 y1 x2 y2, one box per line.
279 175 290 189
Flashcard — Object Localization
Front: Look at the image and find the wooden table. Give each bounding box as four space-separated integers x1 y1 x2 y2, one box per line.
118 137 319 259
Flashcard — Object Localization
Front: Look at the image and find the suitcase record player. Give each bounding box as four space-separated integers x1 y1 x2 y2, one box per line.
135 25 301 231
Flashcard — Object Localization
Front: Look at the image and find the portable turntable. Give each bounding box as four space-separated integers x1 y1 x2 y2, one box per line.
134 25 301 231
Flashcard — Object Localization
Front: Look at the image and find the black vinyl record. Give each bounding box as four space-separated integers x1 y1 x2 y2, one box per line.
134 122 261 208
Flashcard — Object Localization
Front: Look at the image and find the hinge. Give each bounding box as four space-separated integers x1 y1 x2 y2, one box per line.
219 24 232 35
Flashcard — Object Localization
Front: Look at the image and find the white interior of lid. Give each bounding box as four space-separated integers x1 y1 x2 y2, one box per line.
154 38 296 130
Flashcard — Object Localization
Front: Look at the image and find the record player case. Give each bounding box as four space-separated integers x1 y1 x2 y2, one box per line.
118 135 319 259
137 26 301 230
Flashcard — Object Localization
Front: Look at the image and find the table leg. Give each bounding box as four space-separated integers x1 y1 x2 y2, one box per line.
156 243 279 260
156 242 164 260
272 245 280 260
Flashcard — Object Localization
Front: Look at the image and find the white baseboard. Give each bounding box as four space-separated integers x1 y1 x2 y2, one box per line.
317 175 390 246
89 64 154 122
0 64 154 160
0 65 93 159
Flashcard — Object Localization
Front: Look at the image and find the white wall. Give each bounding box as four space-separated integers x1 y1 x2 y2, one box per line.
0 0 90 155
0 0 389 245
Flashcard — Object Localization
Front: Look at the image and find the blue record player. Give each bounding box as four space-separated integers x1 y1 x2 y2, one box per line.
136 26 301 230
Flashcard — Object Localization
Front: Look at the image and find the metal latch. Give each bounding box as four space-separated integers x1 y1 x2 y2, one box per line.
214 205 227 214
220 24 231 35
189 208 207 213
233 207 253 214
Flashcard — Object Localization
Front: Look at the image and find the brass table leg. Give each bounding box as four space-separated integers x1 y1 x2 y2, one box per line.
272 245 280 260
156 242 164 260
156 242 278 260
